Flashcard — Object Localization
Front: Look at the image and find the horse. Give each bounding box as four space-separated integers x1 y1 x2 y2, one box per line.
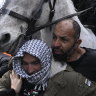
0 0 96 55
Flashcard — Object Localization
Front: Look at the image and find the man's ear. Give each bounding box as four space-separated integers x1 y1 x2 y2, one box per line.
76 39 82 46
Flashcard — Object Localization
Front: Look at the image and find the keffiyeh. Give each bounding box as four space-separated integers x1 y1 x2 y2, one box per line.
13 39 52 91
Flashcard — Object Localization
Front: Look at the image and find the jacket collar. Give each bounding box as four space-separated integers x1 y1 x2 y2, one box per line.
65 64 74 72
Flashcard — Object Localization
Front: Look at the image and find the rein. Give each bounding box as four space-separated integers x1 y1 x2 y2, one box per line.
26 7 94 35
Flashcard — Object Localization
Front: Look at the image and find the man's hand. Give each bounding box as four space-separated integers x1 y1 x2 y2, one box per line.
10 70 22 94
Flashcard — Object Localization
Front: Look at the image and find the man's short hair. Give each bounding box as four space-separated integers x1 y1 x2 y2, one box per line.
54 19 81 39
72 19 81 39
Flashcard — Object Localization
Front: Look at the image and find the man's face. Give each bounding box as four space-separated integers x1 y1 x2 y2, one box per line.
22 53 41 75
52 21 77 62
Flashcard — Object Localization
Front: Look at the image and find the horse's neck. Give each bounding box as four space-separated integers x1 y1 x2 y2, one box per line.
38 0 78 26
38 0 76 24
35 0 50 26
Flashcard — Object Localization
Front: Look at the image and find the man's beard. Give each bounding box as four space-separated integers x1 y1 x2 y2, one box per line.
52 43 76 62
52 48 68 62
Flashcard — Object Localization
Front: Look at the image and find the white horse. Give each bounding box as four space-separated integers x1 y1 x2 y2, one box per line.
0 0 96 53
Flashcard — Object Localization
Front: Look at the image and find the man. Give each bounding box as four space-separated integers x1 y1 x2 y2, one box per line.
0 39 52 96
44 19 96 96
51 19 96 81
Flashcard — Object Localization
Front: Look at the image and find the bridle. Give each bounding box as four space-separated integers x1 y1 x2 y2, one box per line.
2 0 93 37
0 0 95 55
0 0 56 38
0 0 57 55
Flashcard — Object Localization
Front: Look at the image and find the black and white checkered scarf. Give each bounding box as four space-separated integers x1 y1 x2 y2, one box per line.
13 39 52 91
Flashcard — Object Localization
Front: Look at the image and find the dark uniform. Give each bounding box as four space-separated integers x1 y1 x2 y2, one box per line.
44 65 96 96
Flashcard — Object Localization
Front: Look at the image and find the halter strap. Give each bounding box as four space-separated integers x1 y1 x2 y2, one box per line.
49 0 57 22
0 8 30 23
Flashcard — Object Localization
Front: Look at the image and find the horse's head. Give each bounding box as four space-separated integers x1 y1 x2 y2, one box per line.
0 0 50 52
0 0 79 52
